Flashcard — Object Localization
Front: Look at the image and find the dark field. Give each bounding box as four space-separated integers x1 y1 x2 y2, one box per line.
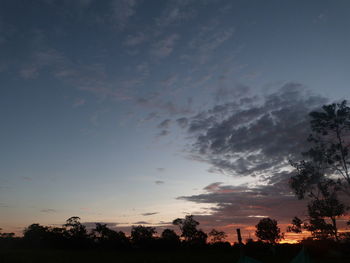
1 248 349 263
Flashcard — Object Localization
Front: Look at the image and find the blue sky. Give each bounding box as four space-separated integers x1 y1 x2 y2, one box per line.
1 0 350 240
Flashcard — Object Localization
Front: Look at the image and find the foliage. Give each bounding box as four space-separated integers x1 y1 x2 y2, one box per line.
290 101 350 241
130 225 156 246
208 229 227 243
172 215 207 245
255 218 283 244
161 229 180 244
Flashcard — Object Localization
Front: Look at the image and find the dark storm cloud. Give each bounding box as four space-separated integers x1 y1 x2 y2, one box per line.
186 83 328 177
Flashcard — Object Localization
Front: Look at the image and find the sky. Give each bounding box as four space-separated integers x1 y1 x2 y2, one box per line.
1 0 350 242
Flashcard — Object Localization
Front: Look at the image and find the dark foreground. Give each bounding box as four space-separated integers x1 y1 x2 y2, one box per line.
1 247 349 263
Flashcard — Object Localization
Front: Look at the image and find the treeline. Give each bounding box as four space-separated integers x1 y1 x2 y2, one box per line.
0 215 232 250
1 214 350 252
1 216 350 263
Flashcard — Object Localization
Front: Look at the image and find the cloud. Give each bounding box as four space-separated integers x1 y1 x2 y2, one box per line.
110 0 138 30
156 168 165 172
155 180 165 185
136 97 192 115
132 221 151 225
157 119 171 129
155 0 197 28
141 212 159 216
157 130 170 137
124 32 147 46
72 98 86 107
151 34 179 58
184 83 328 177
82 222 120 229
176 117 188 128
20 176 33 181
178 176 308 231
19 66 39 79
40 209 57 213
188 19 235 64
0 203 9 208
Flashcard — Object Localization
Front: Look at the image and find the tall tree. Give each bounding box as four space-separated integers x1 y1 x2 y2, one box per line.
290 101 350 240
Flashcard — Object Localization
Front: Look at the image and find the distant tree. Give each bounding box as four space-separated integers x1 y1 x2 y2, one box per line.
161 229 180 243
172 215 208 246
64 216 87 239
173 215 198 241
92 223 112 240
287 217 303 234
191 229 208 245
130 225 156 246
255 218 283 244
23 224 49 247
92 223 129 248
208 229 227 243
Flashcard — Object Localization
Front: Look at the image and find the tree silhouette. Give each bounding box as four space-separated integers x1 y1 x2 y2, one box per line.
290 101 350 240
64 216 87 239
23 224 49 248
161 229 180 243
130 225 156 247
92 223 129 248
255 218 283 244
290 101 350 195
172 215 207 245
208 229 227 243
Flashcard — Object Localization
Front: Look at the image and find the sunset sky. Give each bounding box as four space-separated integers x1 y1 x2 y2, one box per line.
1 0 350 242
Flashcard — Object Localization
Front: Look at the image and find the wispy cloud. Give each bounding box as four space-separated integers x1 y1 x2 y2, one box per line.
110 0 139 30
141 212 159 216
72 98 86 107
40 208 57 213
124 32 147 46
151 34 180 58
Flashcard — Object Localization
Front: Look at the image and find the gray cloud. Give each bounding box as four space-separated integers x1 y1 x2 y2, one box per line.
141 212 159 216
40 208 57 213
158 119 171 129
132 221 151 225
155 180 165 185
110 0 138 30
136 97 192 115
124 32 147 46
151 34 179 58
155 0 197 28
82 222 120 229
157 130 170 137
178 175 308 229
185 83 328 177
176 117 188 128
